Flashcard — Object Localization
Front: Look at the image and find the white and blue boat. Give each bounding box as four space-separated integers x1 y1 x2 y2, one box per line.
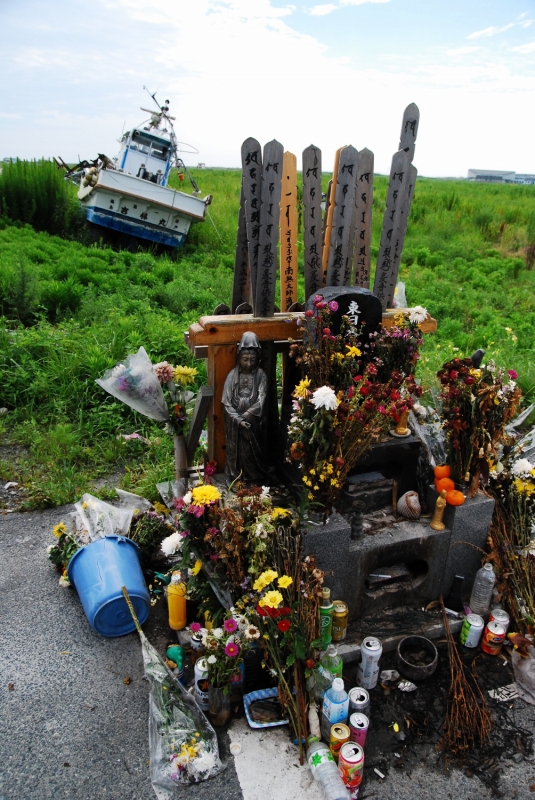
75 96 211 248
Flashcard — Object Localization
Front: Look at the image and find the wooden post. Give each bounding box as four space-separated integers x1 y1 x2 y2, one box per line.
398 102 420 163
186 385 214 464
231 183 251 312
254 139 284 317
206 344 237 470
386 162 417 308
326 145 359 287
280 151 298 311
302 144 323 301
372 149 411 309
322 146 344 285
353 148 374 288
241 137 263 301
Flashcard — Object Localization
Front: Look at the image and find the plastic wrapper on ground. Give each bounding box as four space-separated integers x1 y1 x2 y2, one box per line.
512 646 535 705
96 346 169 422
74 493 134 542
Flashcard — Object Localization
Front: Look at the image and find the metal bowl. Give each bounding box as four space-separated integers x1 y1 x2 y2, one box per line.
396 635 438 681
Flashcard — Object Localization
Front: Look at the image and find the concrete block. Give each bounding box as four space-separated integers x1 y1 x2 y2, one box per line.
427 485 495 597
302 511 352 602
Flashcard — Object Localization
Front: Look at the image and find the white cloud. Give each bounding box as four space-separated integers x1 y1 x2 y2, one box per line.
511 41 535 53
447 46 481 55
339 0 391 4
308 3 338 15
467 23 515 39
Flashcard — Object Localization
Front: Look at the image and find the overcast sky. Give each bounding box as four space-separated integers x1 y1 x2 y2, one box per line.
1 0 534 176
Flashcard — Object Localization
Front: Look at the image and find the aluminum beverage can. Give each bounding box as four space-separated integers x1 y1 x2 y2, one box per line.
319 602 334 647
194 656 209 710
489 608 510 634
348 687 370 717
330 723 350 761
349 712 369 747
332 601 349 642
481 621 506 655
356 637 382 690
338 742 365 790
459 614 484 648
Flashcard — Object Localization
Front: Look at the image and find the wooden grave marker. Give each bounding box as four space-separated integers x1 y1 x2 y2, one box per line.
353 147 374 288
254 139 284 317
280 151 298 311
241 137 263 301
325 144 359 287
231 183 251 312
302 144 323 300
322 146 344 285
398 102 420 163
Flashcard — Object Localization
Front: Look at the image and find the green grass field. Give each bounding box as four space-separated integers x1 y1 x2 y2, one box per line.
0 162 534 508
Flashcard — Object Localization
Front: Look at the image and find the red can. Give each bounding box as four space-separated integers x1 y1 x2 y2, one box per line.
338 742 365 790
481 620 506 655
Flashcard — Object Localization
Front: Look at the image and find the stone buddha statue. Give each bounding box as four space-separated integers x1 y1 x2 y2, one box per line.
222 332 269 484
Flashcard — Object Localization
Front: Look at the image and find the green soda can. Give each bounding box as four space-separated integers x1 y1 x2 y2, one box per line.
319 587 334 647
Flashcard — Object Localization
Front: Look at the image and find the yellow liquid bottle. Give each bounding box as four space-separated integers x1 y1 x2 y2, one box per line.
168 573 187 631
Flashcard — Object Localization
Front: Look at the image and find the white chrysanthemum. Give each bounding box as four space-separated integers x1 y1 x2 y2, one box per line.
512 458 534 478
189 749 216 777
207 654 217 664
311 385 338 411
260 486 270 499
182 490 192 505
212 627 224 639
408 306 428 324
160 532 183 556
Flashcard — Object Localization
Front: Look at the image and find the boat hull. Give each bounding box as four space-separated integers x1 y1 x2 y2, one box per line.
78 169 207 248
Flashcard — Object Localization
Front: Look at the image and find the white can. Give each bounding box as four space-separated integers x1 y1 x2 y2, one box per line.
356 637 382 690
489 608 510 634
194 657 209 710
459 613 484 648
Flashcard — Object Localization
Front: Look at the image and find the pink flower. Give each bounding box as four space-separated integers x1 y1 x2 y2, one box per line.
378 405 387 414
305 310 314 317
190 622 201 633
224 618 238 633
153 361 175 384
180 529 190 538
328 301 338 312
508 369 518 380
225 642 240 658
323 328 331 336
314 295 323 302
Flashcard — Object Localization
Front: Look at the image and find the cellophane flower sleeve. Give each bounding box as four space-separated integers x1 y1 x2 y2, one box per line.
74 494 134 542
140 633 225 789
96 347 169 422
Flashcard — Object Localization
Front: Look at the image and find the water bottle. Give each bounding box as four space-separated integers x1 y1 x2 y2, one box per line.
307 736 350 800
321 677 349 742
469 563 496 616
319 644 344 683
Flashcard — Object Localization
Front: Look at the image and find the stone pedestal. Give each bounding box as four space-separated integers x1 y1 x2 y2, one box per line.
302 512 352 603
427 485 495 597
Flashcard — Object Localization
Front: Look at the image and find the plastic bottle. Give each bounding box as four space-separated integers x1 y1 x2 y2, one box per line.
307 736 350 800
319 588 334 648
167 572 187 630
319 644 344 684
469 563 496 616
321 677 349 742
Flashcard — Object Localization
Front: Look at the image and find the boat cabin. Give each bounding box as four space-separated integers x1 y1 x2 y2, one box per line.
115 128 172 187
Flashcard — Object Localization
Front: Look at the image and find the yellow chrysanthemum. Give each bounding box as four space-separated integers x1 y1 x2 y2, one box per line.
191 559 202 576
53 522 67 538
253 569 279 591
272 507 291 521
345 345 362 359
277 575 293 589
191 484 222 506
153 502 169 515
174 365 198 387
259 590 284 609
293 377 311 400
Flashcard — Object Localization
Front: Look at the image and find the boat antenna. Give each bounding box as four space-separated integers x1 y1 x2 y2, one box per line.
143 85 161 111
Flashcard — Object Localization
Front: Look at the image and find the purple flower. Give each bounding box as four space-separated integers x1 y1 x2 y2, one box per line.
187 504 205 518
190 622 201 633
225 642 240 658
508 369 518 380
328 300 338 312
240 576 251 589
224 618 238 633
180 529 190 538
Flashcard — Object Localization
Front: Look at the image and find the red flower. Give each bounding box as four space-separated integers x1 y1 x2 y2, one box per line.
359 385 370 396
305 659 315 669
323 328 331 336
353 375 363 383
465 376 475 385
256 604 268 617
508 369 518 380
305 310 314 317
277 619 291 632
279 606 292 616
450 370 458 380
364 399 375 411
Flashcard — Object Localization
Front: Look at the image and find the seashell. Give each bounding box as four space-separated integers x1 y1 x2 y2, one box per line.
397 491 421 519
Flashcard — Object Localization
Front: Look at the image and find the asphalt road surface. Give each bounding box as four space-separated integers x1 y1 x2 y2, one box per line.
1 506 534 800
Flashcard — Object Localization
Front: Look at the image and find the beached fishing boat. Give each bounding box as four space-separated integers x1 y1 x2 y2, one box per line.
65 95 211 248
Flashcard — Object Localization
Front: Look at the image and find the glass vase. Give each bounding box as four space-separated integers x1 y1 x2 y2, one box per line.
208 685 231 727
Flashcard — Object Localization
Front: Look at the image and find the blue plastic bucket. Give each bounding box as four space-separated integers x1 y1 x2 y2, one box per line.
67 535 150 637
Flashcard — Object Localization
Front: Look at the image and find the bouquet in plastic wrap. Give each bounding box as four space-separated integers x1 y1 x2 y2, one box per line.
122 589 225 789
96 346 170 422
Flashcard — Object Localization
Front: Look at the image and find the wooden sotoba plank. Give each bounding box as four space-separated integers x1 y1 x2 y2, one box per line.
353 147 374 288
231 183 251 312
326 145 359 287
279 151 298 312
186 385 214 463
254 139 284 317
398 102 420 164
321 146 344 285
241 138 263 299
385 162 417 308
302 144 323 301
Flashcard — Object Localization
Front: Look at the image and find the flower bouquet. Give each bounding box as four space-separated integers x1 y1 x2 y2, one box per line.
437 357 522 493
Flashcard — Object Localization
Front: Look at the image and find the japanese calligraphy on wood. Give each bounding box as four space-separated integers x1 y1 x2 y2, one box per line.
280 151 298 311
231 183 251 312
302 144 323 301
385 162 417 308
326 145 358 287
372 149 411 309
322 146 343 285
353 147 374 288
254 139 283 317
241 137 263 300
398 102 420 164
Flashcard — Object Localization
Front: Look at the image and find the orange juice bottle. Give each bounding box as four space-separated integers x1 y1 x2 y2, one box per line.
167 572 187 630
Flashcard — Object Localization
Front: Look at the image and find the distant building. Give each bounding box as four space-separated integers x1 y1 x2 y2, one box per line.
197 162 206 169
514 174 535 185
467 169 516 183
